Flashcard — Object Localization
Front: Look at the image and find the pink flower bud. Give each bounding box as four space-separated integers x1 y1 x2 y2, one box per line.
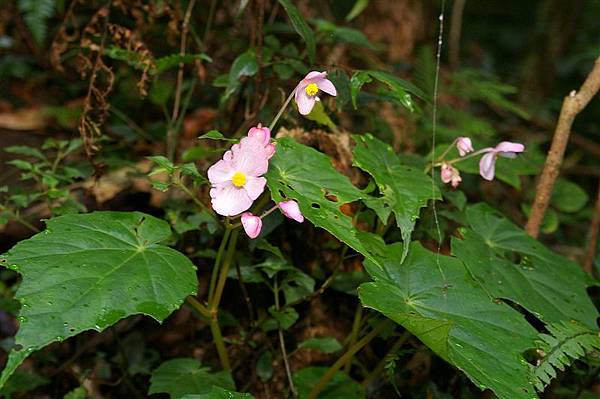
241 212 262 239
247 124 271 146
456 137 474 157
440 162 453 184
278 200 304 223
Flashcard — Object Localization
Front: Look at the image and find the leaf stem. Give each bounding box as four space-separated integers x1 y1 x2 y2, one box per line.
208 228 231 302
274 277 298 397
306 319 393 399
268 89 295 131
186 295 211 318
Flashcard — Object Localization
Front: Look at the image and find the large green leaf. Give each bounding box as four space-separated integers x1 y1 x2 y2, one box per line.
266 137 383 266
0 212 197 388
452 204 598 329
359 242 539 399
353 134 440 262
277 0 316 63
149 358 235 398
293 367 364 399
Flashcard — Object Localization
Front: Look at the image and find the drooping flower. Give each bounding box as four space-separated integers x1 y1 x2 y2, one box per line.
440 162 462 188
279 200 304 222
479 141 525 181
456 137 474 157
208 125 275 216
294 71 337 115
241 212 262 239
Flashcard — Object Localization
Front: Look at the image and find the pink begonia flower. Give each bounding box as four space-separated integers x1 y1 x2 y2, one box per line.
279 200 304 223
294 71 337 115
241 212 262 239
207 125 274 216
456 137 474 157
440 162 462 188
479 141 525 181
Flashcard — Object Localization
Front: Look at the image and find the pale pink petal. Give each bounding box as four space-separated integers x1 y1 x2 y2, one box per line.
211 184 253 216
302 71 327 83
231 144 269 176
440 163 453 184
451 170 462 188
223 150 233 161
279 200 304 223
241 212 262 239
495 141 525 154
247 124 271 146
479 152 497 181
207 159 234 184
244 176 266 200
296 92 316 115
456 137 474 157
317 79 337 96
265 143 276 159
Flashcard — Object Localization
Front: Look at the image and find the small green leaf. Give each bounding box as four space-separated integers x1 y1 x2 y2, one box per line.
304 101 336 129
298 337 342 353
353 134 440 262
198 130 239 142
256 351 273 381
149 358 235 399
293 367 364 399
277 0 316 63
223 50 258 102
4 146 45 160
18 0 54 45
551 179 588 213
181 387 255 399
7 160 33 171
350 70 426 111
345 0 370 21
267 306 299 330
312 19 375 49
154 53 212 75
0 212 198 388
63 386 88 399
147 155 176 174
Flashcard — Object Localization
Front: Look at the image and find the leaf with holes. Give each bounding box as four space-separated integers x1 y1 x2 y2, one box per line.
353 134 440 262
0 212 197 388
359 242 539 399
266 137 383 267
451 203 598 329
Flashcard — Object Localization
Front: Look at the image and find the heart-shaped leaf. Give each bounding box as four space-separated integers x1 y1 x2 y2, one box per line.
0 212 198 387
359 242 539 399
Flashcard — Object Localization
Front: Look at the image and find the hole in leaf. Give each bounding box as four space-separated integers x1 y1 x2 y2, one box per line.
311 203 321 209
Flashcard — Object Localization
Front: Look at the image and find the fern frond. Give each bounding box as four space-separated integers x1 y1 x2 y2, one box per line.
533 321 600 391
18 0 55 46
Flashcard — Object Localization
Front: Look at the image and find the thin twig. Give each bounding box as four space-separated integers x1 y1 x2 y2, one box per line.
526 56 600 238
583 179 600 275
167 0 197 160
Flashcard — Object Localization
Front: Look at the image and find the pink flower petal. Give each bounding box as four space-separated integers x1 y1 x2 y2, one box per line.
279 200 304 223
241 212 262 239
479 152 497 181
211 184 253 216
302 71 327 83
456 137 474 157
231 142 269 176
495 141 525 154
317 79 337 96
265 143 276 159
296 92 316 115
244 176 267 200
207 159 234 184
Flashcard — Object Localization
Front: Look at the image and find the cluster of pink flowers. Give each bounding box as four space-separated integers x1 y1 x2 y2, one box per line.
207 124 305 239
440 136 525 188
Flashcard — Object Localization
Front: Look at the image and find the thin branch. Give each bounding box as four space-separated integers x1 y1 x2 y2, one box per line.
526 56 600 238
584 179 600 275
167 0 197 160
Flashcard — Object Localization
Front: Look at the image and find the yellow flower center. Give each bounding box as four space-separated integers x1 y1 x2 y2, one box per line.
231 171 246 187
305 83 319 97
